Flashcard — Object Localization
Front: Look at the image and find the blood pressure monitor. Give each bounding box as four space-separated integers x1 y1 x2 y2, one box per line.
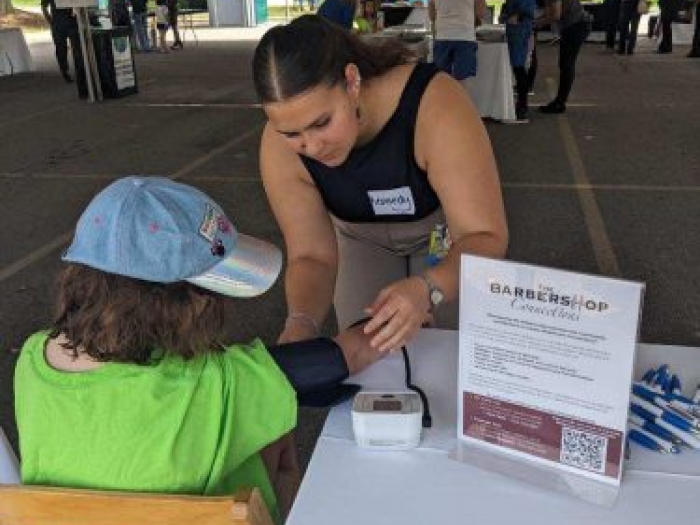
351 391 423 450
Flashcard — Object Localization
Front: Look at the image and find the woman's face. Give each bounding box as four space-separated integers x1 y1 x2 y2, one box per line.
264 80 361 167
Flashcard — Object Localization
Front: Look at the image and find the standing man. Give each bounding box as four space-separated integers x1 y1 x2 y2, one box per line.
537 0 588 114
167 0 184 50
41 0 87 97
131 0 151 52
657 0 683 53
687 0 699 57
429 0 487 90
603 0 622 50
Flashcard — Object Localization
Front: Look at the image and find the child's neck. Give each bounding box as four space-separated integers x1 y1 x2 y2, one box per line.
45 334 104 372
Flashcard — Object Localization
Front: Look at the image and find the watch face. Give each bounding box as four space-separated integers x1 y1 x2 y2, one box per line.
430 288 444 306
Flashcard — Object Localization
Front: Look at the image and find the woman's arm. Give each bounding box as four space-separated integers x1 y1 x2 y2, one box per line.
260 124 339 343
417 74 508 300
362 73 508 352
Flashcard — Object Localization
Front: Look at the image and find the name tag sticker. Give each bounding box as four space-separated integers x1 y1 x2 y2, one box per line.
367 187 416 216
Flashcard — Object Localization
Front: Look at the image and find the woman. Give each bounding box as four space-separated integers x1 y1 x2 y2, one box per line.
538 0 589 113
252 15 508 353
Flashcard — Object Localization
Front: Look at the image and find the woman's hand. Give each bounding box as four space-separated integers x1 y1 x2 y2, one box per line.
362 277 432 353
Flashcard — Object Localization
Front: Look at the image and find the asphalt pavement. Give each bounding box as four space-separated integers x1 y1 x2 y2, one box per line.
1 25 698 473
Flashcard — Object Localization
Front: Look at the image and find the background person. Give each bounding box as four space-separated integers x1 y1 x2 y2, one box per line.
690 0 700 57
537 0 589 114
40 0 87 96
317 0 358 30
167 0 184 50
603 0 622 50
501 0 536 122
428 0 487 91
252 15 508 353
616 0 641 54
14 177 381 523
131 0 151 52
155 0 169 53
657 0 683 53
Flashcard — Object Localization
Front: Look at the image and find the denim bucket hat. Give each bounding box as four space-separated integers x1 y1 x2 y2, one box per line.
63 176 282 298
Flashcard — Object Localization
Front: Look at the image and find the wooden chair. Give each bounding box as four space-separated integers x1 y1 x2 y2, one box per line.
0 428 274 524
0 485 274 525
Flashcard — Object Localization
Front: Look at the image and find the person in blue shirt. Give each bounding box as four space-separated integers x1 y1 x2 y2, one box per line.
501 0 536 122
317 0 358 30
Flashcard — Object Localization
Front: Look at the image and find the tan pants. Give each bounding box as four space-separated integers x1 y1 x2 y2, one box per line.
332 209 458 331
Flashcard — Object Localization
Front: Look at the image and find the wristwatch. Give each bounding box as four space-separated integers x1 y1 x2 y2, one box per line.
419 274 444 312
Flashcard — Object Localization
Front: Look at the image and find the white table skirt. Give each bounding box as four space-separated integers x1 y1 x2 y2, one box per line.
472 41 515 121
672 22 694 45
287 329 700 525
0 28 32 75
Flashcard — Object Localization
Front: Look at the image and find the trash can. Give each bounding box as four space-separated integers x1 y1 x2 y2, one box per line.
91 26 138 98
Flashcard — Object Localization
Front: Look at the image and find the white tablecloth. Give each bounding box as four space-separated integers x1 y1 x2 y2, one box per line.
472 41 515 121
0 28 32 75
672 22 694 45
287 329 700 525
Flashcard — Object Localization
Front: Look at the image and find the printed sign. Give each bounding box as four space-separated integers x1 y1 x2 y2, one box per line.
458 255 644 484
111 36 135 90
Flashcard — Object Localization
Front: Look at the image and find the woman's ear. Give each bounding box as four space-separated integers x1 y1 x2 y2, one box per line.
344 63 361 93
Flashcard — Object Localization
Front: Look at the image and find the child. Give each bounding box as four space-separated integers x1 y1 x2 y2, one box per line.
14 177 381 523
155 0 169 53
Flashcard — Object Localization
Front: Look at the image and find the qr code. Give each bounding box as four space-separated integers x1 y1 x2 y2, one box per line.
560 427 607 473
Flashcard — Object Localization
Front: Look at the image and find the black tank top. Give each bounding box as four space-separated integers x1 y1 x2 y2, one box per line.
300 63 441 223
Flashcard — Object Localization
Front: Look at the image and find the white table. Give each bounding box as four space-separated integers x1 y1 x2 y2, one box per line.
0 28 32 76
672 22 694 45
287 329 700 525
363 30 515 122
472 41 515 122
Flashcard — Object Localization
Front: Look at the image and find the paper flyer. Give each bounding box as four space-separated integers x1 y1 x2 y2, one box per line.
459 255 644 484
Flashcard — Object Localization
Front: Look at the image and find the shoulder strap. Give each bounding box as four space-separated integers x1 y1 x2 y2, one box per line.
395 63 440 127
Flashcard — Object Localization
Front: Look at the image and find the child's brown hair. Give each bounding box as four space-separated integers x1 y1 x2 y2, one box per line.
50 263 227 364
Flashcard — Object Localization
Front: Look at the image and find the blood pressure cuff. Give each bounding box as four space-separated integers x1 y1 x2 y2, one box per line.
268 338 361 408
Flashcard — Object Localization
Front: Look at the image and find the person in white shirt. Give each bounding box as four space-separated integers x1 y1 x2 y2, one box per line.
429 0 487 89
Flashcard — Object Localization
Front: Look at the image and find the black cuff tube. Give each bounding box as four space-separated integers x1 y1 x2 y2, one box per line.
268 338 350 395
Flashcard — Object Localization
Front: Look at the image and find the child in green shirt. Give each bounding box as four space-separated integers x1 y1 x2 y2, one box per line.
14 176 381 523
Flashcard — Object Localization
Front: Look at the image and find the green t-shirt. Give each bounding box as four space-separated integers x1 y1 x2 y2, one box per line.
14 331 297 522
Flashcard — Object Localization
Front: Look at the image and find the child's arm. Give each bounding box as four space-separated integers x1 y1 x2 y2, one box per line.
260 432 300 521
268 323 384 406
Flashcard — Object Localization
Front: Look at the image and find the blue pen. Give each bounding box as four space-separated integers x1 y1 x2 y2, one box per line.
628 412 683 446
630 402 700 449
632 383 700 426
629 394 696 432
635 381 699 409
628 428 668 454
628 423 679 454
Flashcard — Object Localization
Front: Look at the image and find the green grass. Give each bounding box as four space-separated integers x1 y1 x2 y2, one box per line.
11 0 41 10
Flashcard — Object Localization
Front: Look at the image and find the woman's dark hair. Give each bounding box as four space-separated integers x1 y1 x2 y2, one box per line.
50 264 227 364
253 14 416 103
